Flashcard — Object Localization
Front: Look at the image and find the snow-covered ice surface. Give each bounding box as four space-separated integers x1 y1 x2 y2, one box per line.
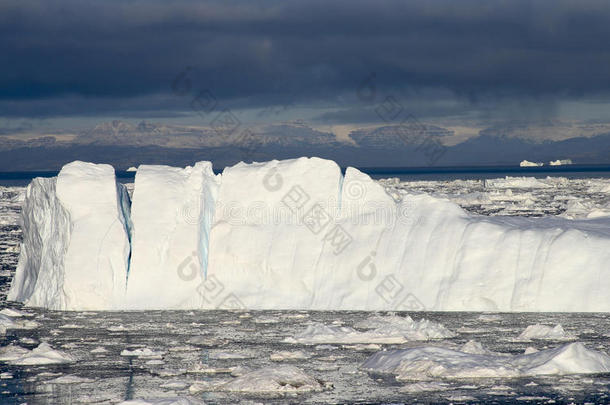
1 172 610 403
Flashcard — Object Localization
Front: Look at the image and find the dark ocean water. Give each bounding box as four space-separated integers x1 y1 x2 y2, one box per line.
1 164 610 186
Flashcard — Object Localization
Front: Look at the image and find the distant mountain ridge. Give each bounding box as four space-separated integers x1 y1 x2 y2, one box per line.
0 120 608 170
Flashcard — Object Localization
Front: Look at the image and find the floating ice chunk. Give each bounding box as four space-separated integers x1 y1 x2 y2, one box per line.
159 381 189 389
342 343 382 351
354 315 456 340
0 314 38 334
270 350 311 361
362 342 610 380
253 315 280 324
187 363 246 375
209 350 255 360
284 317 454 345
120 348 165 358
90 346 108 354
485 176 553 188
477 314 502 322
517 324 577 341
520 160 544 167
118 398 204 405
125 162 220 309
0 345 31 362
400 382 450 393
45 375 94 384
460 340 496 355
2 343 74 365
189 365 324 395
0 308 30 317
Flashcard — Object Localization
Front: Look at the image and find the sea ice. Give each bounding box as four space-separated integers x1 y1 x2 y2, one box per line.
44 375 94 384
516 324 577 341
362 342 610 380
270 350 311 361
284 315 455 344
0 342 74 365
189 365 325 395
118 398 204 405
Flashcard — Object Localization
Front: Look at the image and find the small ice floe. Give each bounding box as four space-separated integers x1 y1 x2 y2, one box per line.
187 336 227 347
362 342 610 380
159 381 189 389
19 337 38 345
58 323 82 329
220 320 240 325
477 314 503 322
107 324 129 331
0 308 30 317
517 324 577 341
118 398 204 405
446 395 476 401
0 313 39 332
270 350 311 361
187 363 248 376
284 315 455 344
189 365 326 396
314 344 338 351
45 375 94 384
168 345 198 352
208 350 255 360
314 364 340 371
253 315 280 324
0 343 74 365
120 348 165 358
485 176 552 189
0 372 13 379
342 344 382 351
400 382 450 393
90 346 108 354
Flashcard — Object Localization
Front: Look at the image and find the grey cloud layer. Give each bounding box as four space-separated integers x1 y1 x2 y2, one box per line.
2 0 610 118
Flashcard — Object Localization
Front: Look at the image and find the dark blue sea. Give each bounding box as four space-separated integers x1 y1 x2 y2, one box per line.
1 164 610 186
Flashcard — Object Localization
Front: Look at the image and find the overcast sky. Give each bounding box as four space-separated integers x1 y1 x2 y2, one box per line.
3 0 610 133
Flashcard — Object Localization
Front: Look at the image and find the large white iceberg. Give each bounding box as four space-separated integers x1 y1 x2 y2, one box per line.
8 157 610 311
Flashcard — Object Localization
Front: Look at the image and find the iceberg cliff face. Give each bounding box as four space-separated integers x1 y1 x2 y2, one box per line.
125 162 220 309
8 161 131 310
8 157 610 311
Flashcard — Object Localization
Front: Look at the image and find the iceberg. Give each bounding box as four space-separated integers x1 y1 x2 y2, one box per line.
549 159 572 166
520 160 544 167
8 157 610 311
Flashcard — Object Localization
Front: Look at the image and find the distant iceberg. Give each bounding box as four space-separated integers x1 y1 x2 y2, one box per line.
549 159 573 166
519 160 544 167
126 166 138 172
8 157 610 311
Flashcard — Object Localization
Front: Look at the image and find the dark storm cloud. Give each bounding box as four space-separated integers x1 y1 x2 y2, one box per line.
3 0 610 118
